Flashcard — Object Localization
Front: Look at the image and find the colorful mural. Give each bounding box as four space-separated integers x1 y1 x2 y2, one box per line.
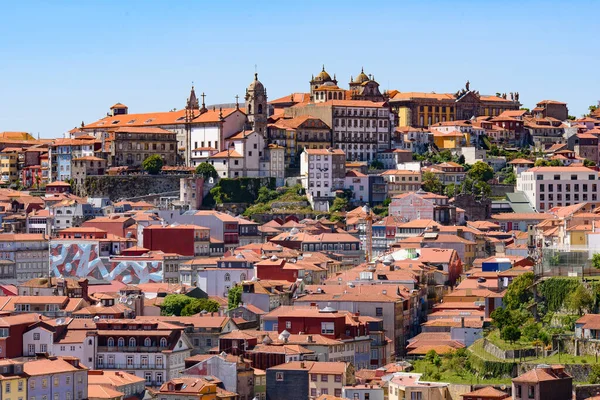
50 242 163 284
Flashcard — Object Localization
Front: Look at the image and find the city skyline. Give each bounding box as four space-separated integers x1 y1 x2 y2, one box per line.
1 0 599 137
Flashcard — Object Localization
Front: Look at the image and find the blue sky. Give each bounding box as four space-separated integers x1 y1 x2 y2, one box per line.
1 0 598 137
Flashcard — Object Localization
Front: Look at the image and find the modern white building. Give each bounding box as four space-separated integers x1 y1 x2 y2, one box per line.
516 166 600 211
23 318 97 367
300 148 346 200
95 319 193 387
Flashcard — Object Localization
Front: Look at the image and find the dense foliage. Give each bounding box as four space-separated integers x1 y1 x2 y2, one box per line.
195 162 218 180
142 154 164 175
160 294 220 316
228 285 243 310
209 177 276 204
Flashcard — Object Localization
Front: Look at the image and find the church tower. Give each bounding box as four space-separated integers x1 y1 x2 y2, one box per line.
245 73 268 135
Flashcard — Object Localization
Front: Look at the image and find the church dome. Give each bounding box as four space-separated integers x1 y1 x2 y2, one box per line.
247 73 265 93
315 66 332 82
355 68 370 84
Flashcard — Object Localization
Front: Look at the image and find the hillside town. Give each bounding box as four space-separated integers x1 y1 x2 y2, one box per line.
1 65 600 400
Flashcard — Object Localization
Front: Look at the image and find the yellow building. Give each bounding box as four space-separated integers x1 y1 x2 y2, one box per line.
0 362 27 400
268 115 332 168
380 170 422 197
388 373 448 400
0 149 19 183
389 84 521 128
431 130 466 150
569 224 592 246
0 131 36 141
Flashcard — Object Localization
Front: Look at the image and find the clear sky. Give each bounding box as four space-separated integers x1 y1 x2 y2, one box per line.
1 0 598 137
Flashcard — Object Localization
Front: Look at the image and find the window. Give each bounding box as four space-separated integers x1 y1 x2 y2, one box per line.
376 307 383 317
311 374 317 382
144 372 152 384
66 376 70 385
321 322 334 335
275 372 284 381
42 378 48 388
118 337 125 347
285 321 291 329
127 356 134 367
33 333 40 340
224 273 231 281
144 337 151 347
335 389 342 397
107 337 114 347
18 381 23 391
528 385 535 398
156 356 163 367
410 393 422 400
321 374 328 382
516 385 522 397
29 380 35 389
311 388 317 397
28 344 35 355
321 388 329 395
5 382 10 393
40 344 47 353
156 373 163 385
160 338 168 348
54 376 59 386
129 337 136 347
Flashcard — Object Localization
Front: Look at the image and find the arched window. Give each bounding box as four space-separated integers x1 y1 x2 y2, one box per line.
224 273 231 282
107 337 114 347
144 337 151 347
129 337 136 347
160 338 167 348
117 337 125 347
248 104 252 114
258 104 263 114
240 273 246 281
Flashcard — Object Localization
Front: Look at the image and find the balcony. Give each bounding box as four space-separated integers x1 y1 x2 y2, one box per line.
97 363 163 370
97 346 167 353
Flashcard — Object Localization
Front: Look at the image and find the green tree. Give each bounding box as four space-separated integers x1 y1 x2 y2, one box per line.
584 159 596 167
181 298 221 316
589 364 600 384
369 159 384 170
490 307 511 331
422 171 443 194
444 183 457 198
588 105 598 117
549 159 562 167
503 272 534 310
256 186 279 204
142 154 164 175
534 159 548 167
593 253 600 269
382 197 391 207
566 284 594 315
500 325 521 344
457 154 466 165
330 197 349 213
195 162 218 180
438 150 452 163
425 349 438 363
467 161 494 182
538 330 551 347
522 322 541 342
160 294 193 316
228 285 242 310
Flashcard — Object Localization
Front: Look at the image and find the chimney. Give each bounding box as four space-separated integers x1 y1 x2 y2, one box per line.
461 316 465 328
300 361 305 369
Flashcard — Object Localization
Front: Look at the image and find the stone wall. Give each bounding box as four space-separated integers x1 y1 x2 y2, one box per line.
453 193 492 221
555 337 600 357
575 384 600 400
482 339 537 360
79 175 186 201
490 184 515 198
271 201 310 210
517 363 591 383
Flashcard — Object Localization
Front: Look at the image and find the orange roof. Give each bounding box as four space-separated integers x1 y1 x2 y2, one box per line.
461 386 509 398
491 213 554 221
304 148 345 155
391 92 455 101
209 149 243 158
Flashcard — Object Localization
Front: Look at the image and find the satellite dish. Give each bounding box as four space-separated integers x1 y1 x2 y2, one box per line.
56 318 65 326
126 299 133 306
93 316 100 322
119 296 128 303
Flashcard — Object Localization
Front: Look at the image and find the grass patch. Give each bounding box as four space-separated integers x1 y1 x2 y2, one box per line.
411 359 511 385
535 353 597 365
486 329 536 351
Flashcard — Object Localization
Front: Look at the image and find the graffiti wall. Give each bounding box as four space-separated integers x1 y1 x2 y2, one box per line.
50 242 163 284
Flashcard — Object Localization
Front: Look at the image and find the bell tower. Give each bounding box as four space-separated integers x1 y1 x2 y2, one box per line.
245 73 268 135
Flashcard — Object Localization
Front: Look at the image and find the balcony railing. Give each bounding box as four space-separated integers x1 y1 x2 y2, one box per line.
97 346 168 353
97 363 163 370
